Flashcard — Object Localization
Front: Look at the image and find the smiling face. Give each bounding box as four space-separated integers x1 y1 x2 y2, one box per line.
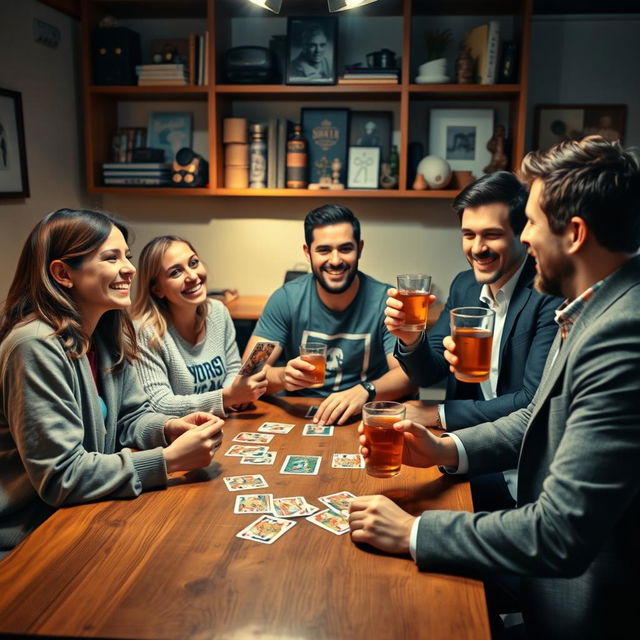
66 225 136 320
460 202 526 291
521 179 574 298
152 241 208 310
304 222 362 296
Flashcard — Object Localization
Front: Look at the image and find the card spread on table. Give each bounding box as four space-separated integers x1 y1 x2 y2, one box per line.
318 491 356 515
306 509 350 535
280 455 322 475
271 496 311 518
240 452 277 465
223 474 268 492
233 432 274 444
234 493 274 514
331 453 365 469
302 424 334 437
224 444 270 458
257 422 296 434
236 515 296 544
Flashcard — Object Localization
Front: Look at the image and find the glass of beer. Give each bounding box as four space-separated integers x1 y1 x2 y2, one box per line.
299 342 327 388
450 307 495 383
396 274 432 331
362 401 406 478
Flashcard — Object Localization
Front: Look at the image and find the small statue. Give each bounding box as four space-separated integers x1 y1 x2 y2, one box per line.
484 124 508 173
455 46 474 84
329 157 344 189
380 163 398 189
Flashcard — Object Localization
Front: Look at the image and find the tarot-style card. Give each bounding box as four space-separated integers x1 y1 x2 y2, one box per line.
302 424 334 437
331 453 365 469
257 422 296 434
306 509 350 535
223 474 268 492
224 444 270 458
271 496 309 518
233 432 274 444
318 491 356 515
234 493 274 514
238 341 276 376
236 515 296 544
279 455 322 475
240 452 277 465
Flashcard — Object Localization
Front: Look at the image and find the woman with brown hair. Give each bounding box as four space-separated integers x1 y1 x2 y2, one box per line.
0 209 224 555
131 235 267 417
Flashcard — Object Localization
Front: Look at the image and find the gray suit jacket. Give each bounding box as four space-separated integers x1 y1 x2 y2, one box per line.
416 255 640 640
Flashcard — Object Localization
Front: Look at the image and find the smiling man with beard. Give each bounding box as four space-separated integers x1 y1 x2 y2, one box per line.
243 204 415 426
386 171 560 510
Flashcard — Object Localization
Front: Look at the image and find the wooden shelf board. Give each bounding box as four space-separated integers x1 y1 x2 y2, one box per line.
215 84 402 96
90 0 206 19
90 86 209 100
88 186 212 196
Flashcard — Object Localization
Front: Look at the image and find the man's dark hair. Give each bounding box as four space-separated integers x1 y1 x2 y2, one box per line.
304 204 361 246
452 171 529 235
520 135 640 253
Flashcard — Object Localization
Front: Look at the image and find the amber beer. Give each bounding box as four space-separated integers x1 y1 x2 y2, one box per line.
299 342 327 388
362 402 406 478
450 307 495 383
397 274 432 331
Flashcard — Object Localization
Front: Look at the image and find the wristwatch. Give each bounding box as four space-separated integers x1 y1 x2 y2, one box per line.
360 381 376 402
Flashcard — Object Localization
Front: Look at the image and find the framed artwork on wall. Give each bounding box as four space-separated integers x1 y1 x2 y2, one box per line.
286 17 337 86
429 108 494 180
147 112 193 164
533 104 626 151
0 88 30 198
347 146 380 189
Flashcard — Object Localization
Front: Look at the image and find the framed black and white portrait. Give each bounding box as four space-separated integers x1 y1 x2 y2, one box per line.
286 17 337 86
349 111 392 163
0 88 30 198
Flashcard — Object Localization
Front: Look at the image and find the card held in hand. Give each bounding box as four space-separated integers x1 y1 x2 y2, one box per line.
239 341 277 376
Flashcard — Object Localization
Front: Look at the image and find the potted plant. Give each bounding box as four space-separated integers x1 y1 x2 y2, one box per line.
417 29 453 83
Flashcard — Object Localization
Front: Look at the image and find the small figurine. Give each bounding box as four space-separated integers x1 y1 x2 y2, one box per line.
484 124 509 173
329 157 344 189
455 46 475 84
412 173 428 190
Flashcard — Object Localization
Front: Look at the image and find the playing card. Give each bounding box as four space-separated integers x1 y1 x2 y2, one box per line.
238 341 276 376
236 515 296 544
271 496 309 518
223 474 268 492
257 422 296 434
304 406 318 418
280 455 322 475
234 493 273 514
224 444 270 458
331 453 365 469
318 491 356 515
306 509 350 535
240 452 277 465
233 432 274 444
302 423 334 437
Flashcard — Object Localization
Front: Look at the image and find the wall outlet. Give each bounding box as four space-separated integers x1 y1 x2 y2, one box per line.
33 18 60 49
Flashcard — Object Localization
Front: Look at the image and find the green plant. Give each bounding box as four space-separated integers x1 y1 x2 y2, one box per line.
425 29 453 61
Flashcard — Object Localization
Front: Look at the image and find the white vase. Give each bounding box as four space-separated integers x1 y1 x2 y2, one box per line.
417 155 452 189
416 58 449 83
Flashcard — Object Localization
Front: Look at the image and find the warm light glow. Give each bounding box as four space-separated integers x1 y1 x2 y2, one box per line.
328 0 379 12
248 0 282 14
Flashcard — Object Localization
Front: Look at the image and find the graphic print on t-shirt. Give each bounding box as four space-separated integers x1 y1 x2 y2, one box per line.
187 355 227 394
302 331 371 391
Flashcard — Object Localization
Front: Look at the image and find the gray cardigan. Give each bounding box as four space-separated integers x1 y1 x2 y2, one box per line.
0 319 171 553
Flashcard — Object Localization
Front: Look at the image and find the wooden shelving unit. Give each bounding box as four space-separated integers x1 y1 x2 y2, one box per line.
80 0 532 198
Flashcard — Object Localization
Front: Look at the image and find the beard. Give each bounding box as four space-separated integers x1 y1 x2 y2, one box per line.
533 256 574 298
312 261 359 295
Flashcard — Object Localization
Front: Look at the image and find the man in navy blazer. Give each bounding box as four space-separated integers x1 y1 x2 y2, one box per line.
387 172 560 508
349 136 640 639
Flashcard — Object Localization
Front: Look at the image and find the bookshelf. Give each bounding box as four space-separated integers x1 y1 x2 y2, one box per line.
80 0 532 199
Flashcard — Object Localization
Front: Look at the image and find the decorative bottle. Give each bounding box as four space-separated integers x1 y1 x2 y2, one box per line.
286 124 308 189
249 123 267 189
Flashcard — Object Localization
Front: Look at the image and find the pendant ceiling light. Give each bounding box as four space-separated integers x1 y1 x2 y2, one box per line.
248 0 283 13
328 0 379 12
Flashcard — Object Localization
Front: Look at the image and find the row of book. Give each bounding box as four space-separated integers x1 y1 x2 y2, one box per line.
111 127 147 163
338 67 399 85
136 63 188 86
101 162 173 186
266 118 293 189
465 21 500 84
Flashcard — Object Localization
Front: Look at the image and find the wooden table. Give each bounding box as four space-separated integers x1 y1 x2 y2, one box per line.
0 397 489 640
224 295 268 321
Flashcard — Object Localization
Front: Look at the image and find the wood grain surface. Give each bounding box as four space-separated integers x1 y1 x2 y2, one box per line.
0 397 489 640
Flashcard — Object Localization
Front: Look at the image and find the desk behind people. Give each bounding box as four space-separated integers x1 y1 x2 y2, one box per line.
0 398 489 640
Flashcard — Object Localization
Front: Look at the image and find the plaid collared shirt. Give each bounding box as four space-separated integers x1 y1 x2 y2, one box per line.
554 279 605 340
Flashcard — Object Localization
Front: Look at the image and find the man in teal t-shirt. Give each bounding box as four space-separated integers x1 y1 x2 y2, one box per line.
244 204 416 426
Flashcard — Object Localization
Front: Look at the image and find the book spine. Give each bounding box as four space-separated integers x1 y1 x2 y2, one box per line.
484 21 500 84
188 33 195 84
104 177 170 185
276 118 288 189
203 31 209 85
267 118 277 189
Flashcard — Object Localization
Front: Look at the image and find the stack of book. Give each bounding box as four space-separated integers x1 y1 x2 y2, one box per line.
338 67 400 85
465 21 500 84
101 162 173 187
136 64 187 86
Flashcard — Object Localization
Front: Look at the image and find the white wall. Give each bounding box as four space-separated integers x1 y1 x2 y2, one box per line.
0 0 89 296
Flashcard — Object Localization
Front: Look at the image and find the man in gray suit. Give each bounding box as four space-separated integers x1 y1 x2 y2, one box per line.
348 136 640 640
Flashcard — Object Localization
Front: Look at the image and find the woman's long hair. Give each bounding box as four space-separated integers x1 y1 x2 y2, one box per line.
131 235 208 350
0 208 137 370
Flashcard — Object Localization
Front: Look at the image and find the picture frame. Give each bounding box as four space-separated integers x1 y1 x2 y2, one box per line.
286 17 337 86
533 104 626 151
429 108 494 179
0 88 30 198
349 111 392 163
347 146 380 189
147 111 192 164
302 107 349 187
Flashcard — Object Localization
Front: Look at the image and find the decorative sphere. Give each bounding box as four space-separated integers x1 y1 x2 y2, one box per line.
417 155 452 189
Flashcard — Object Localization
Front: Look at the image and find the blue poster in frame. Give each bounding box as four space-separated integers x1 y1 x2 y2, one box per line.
147 112 192 163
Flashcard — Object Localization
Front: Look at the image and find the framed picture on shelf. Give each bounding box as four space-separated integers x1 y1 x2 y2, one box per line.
147 112 193 164
302 107 349 187
286 17 337 85
429 108 494 180
349 111 392 163
0 88 30 198
533 104 626 151
347 146 381 189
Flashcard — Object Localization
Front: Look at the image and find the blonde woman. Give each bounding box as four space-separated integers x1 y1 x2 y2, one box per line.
131 236 267 417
